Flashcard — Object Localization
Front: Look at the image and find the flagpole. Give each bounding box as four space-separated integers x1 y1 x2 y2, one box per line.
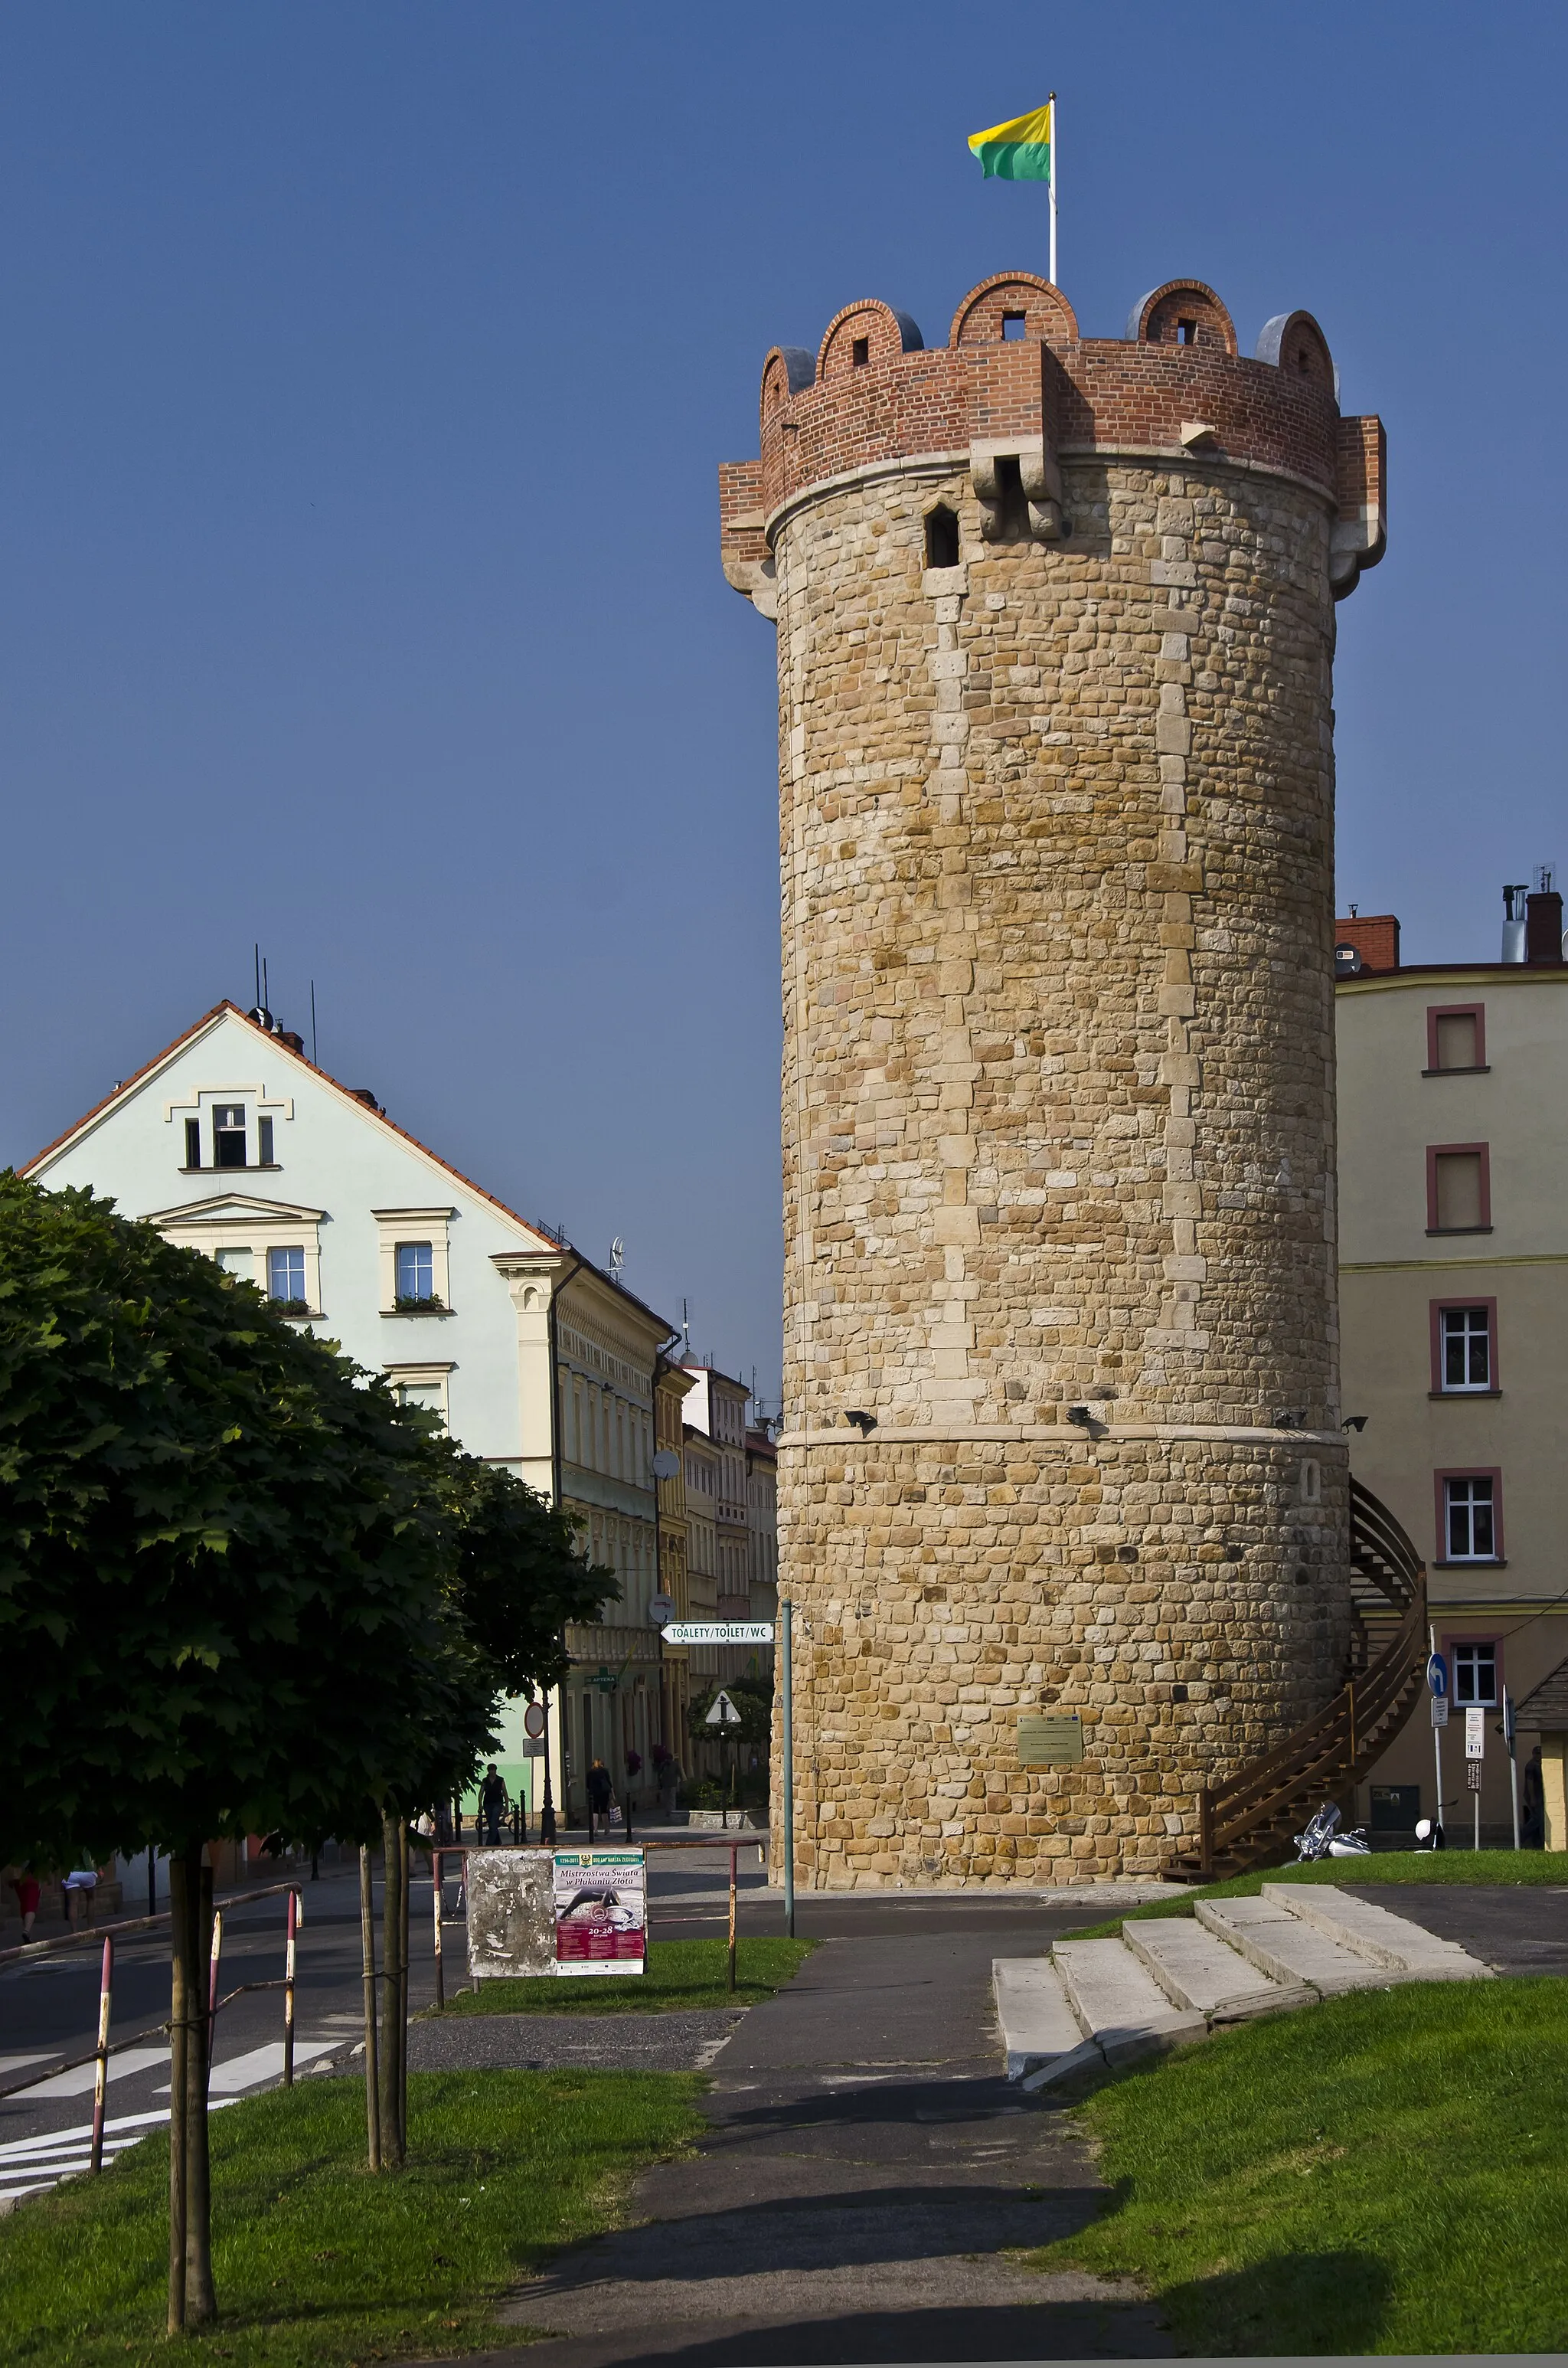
1048 93 1057 286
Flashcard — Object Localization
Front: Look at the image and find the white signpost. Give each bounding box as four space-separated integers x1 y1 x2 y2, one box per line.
662 1623 774 1646
655 1614 795 1936
1465 1703 1485 1852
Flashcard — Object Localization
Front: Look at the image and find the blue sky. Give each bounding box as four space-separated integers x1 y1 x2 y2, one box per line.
2 5 1563 1400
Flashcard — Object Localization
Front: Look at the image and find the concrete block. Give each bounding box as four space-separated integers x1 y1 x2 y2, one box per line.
1195 1895 1388 1997
1123 1916 1313 2020
993 1955 1083 2079
1259 1883 1492 1980
1053 1938 1207 2059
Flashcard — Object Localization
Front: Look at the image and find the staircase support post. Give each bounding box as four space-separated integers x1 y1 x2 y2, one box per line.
1198 1784 1214 1879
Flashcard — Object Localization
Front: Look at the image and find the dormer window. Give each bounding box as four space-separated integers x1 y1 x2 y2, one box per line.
214 1105 247 1169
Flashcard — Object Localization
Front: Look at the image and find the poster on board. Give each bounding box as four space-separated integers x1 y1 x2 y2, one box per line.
551 1849 646 1974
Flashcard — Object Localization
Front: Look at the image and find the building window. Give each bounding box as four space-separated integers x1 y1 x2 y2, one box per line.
214 1246 252 1280
267 1246 307 1306
1001 309 1026 340
184 1119 201 1169
257 1116 275 1165
1426 1004 1486 1074
1452 1641 1498 1707
213 1104 247 1169
374 1206 453 1313
384 1363 453 1426
1427 1144 1489 1233
1441 1473 1498 1562
1436 1303 1494 1392
395 1241 434 1302
851 336 869 367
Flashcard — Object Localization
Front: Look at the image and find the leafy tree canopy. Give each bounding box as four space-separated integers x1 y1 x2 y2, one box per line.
0 1175 598 1871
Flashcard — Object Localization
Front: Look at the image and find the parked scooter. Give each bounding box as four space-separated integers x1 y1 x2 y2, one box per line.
1292 1802 1371 1861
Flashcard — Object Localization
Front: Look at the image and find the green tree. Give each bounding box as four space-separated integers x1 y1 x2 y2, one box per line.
0 1176 534 2329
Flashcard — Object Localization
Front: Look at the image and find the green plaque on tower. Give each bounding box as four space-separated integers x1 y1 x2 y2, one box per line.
1017 1712 1084 1766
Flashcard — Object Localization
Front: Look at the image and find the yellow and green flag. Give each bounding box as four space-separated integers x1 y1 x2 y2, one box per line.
968 100 1053 182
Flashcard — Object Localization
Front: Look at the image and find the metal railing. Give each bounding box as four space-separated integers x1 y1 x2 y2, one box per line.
1184 1479 1429 1879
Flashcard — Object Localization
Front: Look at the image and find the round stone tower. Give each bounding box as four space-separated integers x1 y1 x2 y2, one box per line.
719 273 1387 1883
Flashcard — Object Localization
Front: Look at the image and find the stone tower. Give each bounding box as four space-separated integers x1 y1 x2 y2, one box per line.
719 273 1386 1882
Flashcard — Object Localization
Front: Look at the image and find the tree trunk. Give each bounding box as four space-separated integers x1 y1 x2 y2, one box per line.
166 1858 191 2335
399 1820 410 2158
185 1849 217 2324
378 1810 404 2168
358 1844 381 2170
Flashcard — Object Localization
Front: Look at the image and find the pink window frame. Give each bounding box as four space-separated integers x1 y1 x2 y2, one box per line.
1432 1466 1504 1565
1439 1627 1506 1708
1425 1002 1487 1072
1426 1141 1491 1232
1429 1297 1500 1393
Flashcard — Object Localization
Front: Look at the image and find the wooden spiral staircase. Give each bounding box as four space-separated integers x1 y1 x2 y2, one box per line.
1171 1477 1427 1882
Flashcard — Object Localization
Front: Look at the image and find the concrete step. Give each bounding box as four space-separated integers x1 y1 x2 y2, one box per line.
1195 1894 1390 1996
991 1958 1102 2088
1051 1938 1207 2064
1123 1915 1315 2022
1259 1883 1491 1981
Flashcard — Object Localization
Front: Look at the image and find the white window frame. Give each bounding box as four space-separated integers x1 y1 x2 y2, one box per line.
383 1362 455 1424
146 1196 325 1316
373 1207 454 1313
1440 1306 1491 1392
1451 1642 1498 1708
164 1085 294 1173
1444 1476 1495 1562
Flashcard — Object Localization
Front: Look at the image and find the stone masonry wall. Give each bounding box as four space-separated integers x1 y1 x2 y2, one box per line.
769 450 1351 1881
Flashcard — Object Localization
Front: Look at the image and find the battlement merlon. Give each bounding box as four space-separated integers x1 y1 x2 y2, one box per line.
719 273 1385 613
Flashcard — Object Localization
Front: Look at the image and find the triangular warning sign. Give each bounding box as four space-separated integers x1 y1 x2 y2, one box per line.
705 1689 742 1726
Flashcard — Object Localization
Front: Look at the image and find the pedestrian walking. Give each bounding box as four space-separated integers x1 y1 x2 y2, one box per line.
1522 1744 1545 1847
657 1751 683 1823
480 1762 507 1846
7 1869 41 1939
586 1758 614 1840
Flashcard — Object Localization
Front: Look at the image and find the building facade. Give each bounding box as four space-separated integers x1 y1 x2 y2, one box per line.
1336 894 1568 1843
23 1000 681 1824
720 270 1387 1882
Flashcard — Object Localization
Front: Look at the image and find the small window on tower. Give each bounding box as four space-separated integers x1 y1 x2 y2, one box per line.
851 336 869 368
1178 318 1197 345
924 506 960 569
1001 310 1026 340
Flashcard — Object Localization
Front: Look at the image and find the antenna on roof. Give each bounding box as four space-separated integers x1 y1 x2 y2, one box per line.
253 944 261 1009
681 1299 691 1359
310 980 318 1066
610 1237 626 1281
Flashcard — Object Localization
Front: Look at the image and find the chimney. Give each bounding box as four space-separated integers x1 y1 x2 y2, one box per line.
1527 887 1564 966
1333 913 1400 976
1501 884 1528 963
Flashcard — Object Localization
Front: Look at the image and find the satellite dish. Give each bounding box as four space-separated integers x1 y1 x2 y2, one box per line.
648 1592 675 1627
652 1447 680 1482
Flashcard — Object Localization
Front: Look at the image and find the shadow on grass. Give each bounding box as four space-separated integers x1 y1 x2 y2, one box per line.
1157 2246 1393 2357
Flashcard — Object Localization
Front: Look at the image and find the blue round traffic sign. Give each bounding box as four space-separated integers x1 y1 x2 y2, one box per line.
1426 1652 1448 1699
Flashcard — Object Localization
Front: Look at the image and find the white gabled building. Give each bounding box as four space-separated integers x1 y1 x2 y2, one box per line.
23 999 682 1827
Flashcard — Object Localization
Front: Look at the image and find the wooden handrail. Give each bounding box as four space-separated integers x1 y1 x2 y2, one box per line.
1178 1480 1427 1877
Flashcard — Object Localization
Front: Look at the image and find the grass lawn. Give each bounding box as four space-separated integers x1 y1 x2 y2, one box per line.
441 1934 815 2015
1024 1975 1568 2356
1063 1848 1568 1940
0 2066 704 2366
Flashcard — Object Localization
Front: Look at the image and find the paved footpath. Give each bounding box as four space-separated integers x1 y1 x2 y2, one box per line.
459 1921 1174 2368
